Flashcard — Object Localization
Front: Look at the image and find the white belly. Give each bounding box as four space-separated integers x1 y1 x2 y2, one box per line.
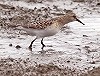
17 26 60 38
37 28 60 37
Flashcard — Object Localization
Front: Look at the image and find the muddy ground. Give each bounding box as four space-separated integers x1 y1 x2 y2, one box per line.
0 58 99 76
0 58 83 76
0 0 100 76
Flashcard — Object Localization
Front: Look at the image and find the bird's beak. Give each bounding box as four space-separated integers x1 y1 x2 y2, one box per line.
75 18 85 25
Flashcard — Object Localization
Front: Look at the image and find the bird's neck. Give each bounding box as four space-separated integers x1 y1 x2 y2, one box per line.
56 15 72 27
50 15 74 29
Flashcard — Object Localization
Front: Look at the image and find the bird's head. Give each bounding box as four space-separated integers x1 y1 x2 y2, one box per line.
65 10 85 25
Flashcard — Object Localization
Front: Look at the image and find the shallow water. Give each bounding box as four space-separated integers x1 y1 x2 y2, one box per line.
0 0 100 75
0 18 100 71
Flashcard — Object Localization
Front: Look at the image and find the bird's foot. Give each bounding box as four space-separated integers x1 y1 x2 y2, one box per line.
28 46 32 51
41 44 46 50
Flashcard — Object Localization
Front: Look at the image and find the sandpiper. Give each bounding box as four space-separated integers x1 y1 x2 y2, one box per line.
18 10 85 51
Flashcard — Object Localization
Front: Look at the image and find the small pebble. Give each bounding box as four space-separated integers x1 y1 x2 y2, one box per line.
83 35 88 37
67 60 70 63
90 61 95 64
97 3 100 6
9 44 12 47
16 45 21 49
85 46 90 48
75 45 80 46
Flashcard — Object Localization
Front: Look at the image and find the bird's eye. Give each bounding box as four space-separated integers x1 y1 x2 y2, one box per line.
73 15 76 18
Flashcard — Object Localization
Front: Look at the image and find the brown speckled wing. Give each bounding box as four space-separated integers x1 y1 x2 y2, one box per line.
22 19 54 30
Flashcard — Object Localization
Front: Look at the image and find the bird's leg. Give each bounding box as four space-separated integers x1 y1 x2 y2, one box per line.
29 37 37 51
41 38 46 50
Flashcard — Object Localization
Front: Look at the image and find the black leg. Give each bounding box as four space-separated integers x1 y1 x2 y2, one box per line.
29 37 37 51
41 38 46 50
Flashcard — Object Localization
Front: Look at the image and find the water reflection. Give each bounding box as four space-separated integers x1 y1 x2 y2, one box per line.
29 48 65 57
26 48 65 64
